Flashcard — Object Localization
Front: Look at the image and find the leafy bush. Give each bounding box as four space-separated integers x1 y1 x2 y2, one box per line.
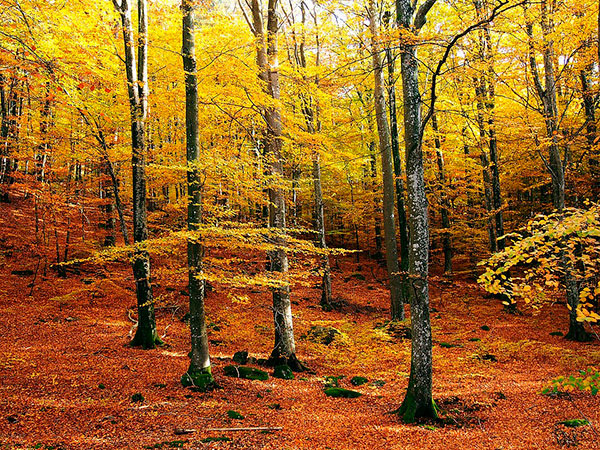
478 203 600 323
542 367 600 396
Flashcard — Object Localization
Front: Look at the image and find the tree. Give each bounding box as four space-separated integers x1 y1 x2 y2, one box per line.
112 0 160 349
368 0 405 321
525 0 589 341
394 0 439 422
180 0 214 390
245 0 304 370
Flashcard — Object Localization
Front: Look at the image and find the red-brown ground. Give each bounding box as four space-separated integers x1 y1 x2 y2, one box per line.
0 195 599 450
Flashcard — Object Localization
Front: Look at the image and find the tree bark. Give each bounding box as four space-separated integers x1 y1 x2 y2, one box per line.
395 0 437 422
526 0 588 341
113 0 159 349
369 1 404 321
432 114 452 274
181 0 213 388
249 0 302 370
385 41 410 302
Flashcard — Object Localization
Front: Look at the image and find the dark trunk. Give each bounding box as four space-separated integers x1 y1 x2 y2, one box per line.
181 0 213 389
432 114 452 274
113 0 159 349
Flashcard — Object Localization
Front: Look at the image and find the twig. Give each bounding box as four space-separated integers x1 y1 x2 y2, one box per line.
567 393 599 437
206 427 282 432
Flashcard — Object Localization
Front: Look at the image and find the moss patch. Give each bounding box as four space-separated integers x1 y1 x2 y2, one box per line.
273 365 294 380
224 365 268 381
350 376 368 386
324 387 362 398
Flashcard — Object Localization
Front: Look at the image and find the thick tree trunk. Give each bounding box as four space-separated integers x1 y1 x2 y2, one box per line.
181 0 213 389
395 0 437 422
113 0 159 349
369 2 404 321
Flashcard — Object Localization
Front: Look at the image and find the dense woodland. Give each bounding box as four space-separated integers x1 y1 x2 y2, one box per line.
1 0 600 448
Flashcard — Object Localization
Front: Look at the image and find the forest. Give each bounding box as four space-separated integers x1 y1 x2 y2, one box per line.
0 0 599 448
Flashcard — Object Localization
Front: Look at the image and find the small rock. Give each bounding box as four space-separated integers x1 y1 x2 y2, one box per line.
223 365 269 381
350 376 368 386
232 351 249 365
273 365 294 380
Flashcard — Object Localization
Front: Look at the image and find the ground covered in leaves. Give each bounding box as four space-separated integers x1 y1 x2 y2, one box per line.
1 196 599 449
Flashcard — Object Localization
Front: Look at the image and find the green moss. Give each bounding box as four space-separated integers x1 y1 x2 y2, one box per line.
550 331 564 336
395 390 438 423
350 376 368 386
201 437 231 443
480 325 490 331
181 368 215 392
98 383 105 389
232 351 249 364
469 338 481 342
226 410 244 420
559 419 589 427
324 387 362 398
143 440 187 449
224 365 269 381
131 393 145 403
324 375 344 388
273 365 294 380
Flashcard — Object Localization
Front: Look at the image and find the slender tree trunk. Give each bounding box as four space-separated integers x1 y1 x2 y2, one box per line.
249 0 303 370
475 0 505 250
432 114 452 273
527 0 588 341
369 2 404 321
113 0 159 349
181 0 213 389
386 43 411 301
580 69 599 201
395 0 437 423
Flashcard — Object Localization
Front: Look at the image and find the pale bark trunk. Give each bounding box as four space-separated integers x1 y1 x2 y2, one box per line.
395 0 437 422
249 0 302 370
386 44 410 301
527 0 588 341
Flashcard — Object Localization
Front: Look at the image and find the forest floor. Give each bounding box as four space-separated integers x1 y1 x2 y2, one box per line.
0 195 599 450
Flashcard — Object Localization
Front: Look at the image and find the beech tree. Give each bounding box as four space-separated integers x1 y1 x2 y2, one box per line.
395 0 438 422
180 0 214 390
112 0 160 349
244 0 304 370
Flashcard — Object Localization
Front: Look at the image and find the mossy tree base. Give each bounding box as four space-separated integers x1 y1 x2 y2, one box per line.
130 331 163 350
181 367 215 392
394 392 438 424
266 351 309 373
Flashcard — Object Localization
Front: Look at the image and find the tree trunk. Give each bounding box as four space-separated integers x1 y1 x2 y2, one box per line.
527 0 588 341
386 43 411 302
395 0 437 422
113 0 159 349
432 114 452 274
369 2 404 321
249 0 302 370
181 0 213 389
